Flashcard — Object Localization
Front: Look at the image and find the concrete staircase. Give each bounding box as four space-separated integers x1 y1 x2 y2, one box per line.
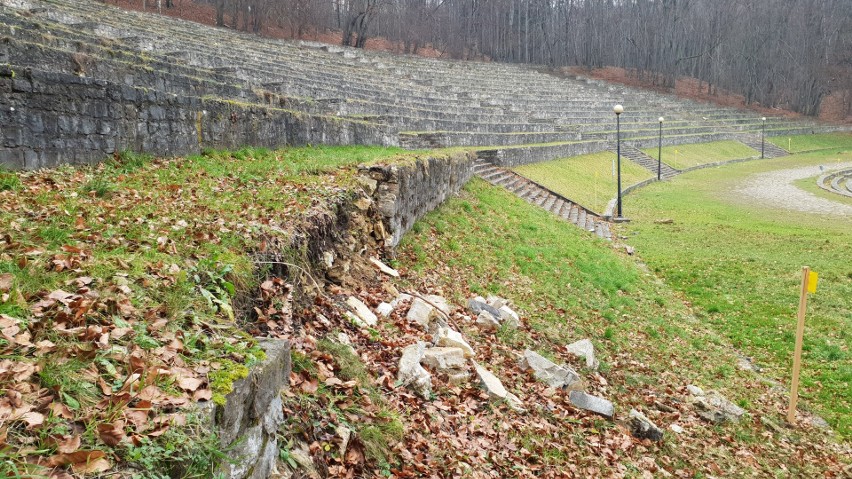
740 136 790 159
612 145 680 179
473 159 613 240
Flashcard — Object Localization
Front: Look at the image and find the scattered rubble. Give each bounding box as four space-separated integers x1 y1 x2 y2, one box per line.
569 391 614 419
345 296 378 327
433 326 475 358
467 296 501 317
475 310 501 331
406 297 438 328
629 409 664 441
369 257 400 277
422 347 467 371
566 339 599 370
473 362 524 411
688 387 746 424
519 350 582 390
397 342 432 399
376 302 394 317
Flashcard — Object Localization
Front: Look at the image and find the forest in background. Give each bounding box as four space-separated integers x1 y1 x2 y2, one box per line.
126 0 852 118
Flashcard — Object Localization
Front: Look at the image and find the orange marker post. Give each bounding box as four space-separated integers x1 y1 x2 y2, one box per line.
787 266 818 423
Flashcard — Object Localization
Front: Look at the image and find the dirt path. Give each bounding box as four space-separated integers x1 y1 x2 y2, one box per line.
735 162 852 216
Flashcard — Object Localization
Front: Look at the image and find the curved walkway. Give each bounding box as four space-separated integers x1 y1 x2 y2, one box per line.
736 162 852 216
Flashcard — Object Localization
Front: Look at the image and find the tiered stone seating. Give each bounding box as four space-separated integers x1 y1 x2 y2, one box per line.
1 0 848 234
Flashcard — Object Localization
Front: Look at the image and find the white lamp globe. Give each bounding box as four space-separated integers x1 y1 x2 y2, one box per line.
613 104 624 115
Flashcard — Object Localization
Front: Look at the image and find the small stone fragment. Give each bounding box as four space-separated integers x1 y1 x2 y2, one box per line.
376 302 394 317
467 296 501 317
390 293 412 309
569 391 614 419
345 297 377 327
433 326 474 358
686 384 704 397
670 424 684 434
654 218 675 224
760 416 784 434
369 257 400 278
422 347 467 371
485 295 507 310
628 409 664 441
519 350 582 390
406 298 437 328
336 425 352 457
566 339 599 370
322 251 334 268
703 390 745 421
473 362 524 411
497 305 521 327
446 369 470 385
475 310 501 331
397 342 432 400
425 294 452 315
624 245 635 255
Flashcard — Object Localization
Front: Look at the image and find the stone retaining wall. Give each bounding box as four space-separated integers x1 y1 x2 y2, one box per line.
359 151 477 246
0 66 396 169
201 339 291 479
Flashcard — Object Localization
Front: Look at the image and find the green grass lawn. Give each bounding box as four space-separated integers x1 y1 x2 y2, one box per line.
513 151 653 213
768 132 852 153
624 149 852 438
642 140 758 170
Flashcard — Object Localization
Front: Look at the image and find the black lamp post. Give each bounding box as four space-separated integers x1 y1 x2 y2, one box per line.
761 117 767 159
614 104 624 219
657 116 664 180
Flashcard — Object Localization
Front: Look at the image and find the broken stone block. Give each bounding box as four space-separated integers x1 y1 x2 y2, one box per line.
406 297 437 328
566 339 599 370
425 294 452 315
629 409 664 441
345 297 377 327
433 326 474 358
475 310 500 331
569 391 614 419
421 347 467 371
497 305 520 328
369 257 400 278
485 295 507 310
473 362 524 411
376 302 393 317
686 384 704 397
467 296 501 317
397 342 432 400
519 350 582 390
695 390 745 424
390 293 412 309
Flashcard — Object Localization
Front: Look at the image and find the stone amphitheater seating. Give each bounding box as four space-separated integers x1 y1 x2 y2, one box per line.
1 0 845 172
1 0 849 238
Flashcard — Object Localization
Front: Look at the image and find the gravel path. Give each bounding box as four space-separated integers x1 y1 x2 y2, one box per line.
736 162 852 216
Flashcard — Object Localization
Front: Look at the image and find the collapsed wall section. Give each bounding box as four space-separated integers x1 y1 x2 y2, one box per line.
359 151 477 247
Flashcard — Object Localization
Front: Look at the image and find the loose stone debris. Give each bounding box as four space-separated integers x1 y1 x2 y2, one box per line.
566 338 600 370
369 257 400 277
406 297 438 328
519 350 582 390
345 296 378 327
569 391 614 419
629 409 664 441
397 341 432 399
473 362 524 411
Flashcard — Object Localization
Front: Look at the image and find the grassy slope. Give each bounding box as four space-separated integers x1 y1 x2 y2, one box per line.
513 151 652 213
397 179 848 476
641 140 758 170
624 148 852 438
768 132 852 153
0 146 407 476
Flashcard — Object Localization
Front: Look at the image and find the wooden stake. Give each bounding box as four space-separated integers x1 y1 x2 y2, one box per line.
787 266 810 423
